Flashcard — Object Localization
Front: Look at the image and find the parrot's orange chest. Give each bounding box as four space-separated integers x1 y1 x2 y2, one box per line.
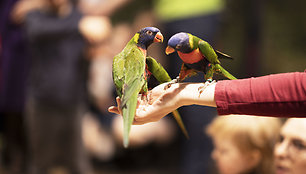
137 46 147 56
178 48 204 64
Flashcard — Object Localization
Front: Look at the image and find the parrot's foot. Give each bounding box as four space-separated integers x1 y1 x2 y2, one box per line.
164 76 180 90
198 80 216 97
141 93 149 105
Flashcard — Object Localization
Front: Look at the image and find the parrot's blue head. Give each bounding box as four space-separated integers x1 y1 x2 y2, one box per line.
137 27 164 49
166 32 192 54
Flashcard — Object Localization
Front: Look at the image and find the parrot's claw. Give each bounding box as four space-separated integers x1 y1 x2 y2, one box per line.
141 93 149 105
164 82 173 90
164 76 180 90
198 80 216 96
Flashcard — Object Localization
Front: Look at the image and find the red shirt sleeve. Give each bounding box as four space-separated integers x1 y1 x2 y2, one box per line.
215 72 306 117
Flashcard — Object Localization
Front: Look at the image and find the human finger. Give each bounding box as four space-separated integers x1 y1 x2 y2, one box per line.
108 96 122 115
133 103 164 124
108 106 120 114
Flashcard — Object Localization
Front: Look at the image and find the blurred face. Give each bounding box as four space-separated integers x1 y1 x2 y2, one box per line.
211 137 257 174
274 118 306 174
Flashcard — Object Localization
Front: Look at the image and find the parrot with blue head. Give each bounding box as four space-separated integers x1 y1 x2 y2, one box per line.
112 27 188 148
166 32 236 84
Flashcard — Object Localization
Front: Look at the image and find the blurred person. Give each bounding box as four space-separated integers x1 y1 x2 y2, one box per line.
0 0 30 173
83 23 131 162
206 115 281 174
77 0 131 162
274 118 306 174
11 0 110 173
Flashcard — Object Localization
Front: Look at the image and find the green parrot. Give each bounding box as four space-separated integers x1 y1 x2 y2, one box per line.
112 27 188 148
165 32 236 84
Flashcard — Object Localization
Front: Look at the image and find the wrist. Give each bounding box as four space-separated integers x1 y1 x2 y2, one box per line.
176 83 197 106
179 82 217 107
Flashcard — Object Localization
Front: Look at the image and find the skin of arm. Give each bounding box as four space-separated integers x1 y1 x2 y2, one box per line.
108 82 217 125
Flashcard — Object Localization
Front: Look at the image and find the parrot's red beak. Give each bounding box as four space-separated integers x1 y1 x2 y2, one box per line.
154 32 164 43
165 46 175 55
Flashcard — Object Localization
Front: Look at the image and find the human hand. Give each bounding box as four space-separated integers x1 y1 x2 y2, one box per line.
108 82 217 125
108 82 185 125
79 16 111 44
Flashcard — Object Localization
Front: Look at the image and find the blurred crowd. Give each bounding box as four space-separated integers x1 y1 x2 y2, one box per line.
0 0 305 174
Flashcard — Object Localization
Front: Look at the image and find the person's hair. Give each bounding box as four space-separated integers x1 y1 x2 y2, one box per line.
206 115 282 174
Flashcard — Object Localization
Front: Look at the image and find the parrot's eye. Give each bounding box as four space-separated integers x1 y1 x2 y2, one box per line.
176 44 182 49
146 30 153 35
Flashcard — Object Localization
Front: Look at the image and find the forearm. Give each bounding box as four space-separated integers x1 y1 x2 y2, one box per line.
178 82 217 108
177 72 306 117
215 72 306 117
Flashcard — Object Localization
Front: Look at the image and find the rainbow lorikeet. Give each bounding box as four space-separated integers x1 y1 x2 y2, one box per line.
166 32 236 84
112 27 188 148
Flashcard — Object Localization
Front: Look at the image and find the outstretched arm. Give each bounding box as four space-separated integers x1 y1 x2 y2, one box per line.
109 71 306 124
109 82 217 124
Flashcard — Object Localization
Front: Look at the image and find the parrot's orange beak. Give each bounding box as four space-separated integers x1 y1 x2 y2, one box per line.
154 32 164 43
165 46 175 55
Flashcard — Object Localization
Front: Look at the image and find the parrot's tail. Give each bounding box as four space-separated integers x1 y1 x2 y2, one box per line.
172 110 189 139
216 50 234 60
215 64 237 80
122 93 138 148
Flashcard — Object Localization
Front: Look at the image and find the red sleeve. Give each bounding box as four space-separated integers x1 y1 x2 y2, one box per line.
215 72 306 117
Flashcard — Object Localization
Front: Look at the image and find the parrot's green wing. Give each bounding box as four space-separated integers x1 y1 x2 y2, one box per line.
113 38 147 148
197 40 220 64
197 39 236 80
121 77 144 109
112 55 125 98
146 56 189 138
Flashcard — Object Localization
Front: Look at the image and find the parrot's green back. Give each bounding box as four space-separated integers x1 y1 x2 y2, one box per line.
112 33 147 148
189 34 236 80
